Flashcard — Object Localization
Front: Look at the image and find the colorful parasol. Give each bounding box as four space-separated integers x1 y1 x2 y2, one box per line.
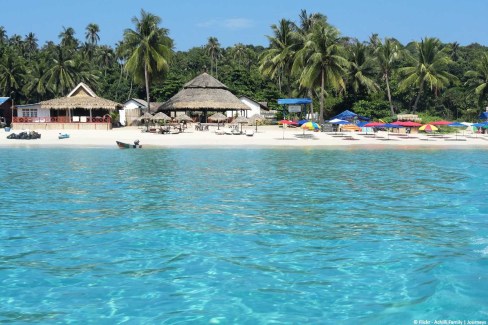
419 124 438 132
301 121 321 130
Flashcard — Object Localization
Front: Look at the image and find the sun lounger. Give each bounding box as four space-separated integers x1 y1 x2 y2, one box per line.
245 130 254 137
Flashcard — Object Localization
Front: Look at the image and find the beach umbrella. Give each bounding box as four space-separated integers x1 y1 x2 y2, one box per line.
379 123 404 140
327 118 349 124
448 122 466 127
472 122 488 137
152 112 171 121
419 124 438 133
233 116 249 133
363 121 384 136
137 112 154 131
208 112 228 129
473 122 488 127
279 120 294 139
301 121 321 130
249 114 265 132
137 112 153 121
174 113 193 122
449 122 467 140
301 121 320 135
392 121 422 127
279 119 294 125
364 122 384 127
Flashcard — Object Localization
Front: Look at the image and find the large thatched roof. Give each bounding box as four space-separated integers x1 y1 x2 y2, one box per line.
40 82 120 110
158 73 249 111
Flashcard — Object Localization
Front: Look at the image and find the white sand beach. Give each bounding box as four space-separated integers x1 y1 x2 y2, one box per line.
1 125 488 149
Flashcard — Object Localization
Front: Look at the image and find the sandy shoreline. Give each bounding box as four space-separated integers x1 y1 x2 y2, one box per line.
1 125 488 149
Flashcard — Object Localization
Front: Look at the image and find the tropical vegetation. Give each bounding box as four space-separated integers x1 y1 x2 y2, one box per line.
1 9 488 122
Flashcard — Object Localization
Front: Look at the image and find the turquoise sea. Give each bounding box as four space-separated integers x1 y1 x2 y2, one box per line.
1 148 487 324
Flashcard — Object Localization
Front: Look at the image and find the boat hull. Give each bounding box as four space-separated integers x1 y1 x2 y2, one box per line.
116 141 142 149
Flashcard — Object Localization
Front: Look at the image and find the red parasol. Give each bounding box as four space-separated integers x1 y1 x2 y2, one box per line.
392 121 422 127
364 122 384 127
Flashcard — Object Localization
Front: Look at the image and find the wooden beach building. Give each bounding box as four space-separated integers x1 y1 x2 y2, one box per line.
13 82 120 130
157 72 249 122
120 98 164 126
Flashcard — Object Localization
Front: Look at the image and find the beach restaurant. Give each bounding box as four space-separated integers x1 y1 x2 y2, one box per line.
157 72 250 123
13 82 120 130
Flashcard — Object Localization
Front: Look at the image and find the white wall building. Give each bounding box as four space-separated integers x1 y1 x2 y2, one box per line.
120 99 147 126
227 96 270 119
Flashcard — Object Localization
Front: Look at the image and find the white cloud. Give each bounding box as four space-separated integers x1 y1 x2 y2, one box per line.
222 18 254 30
196 20 218 28
196 18 254 30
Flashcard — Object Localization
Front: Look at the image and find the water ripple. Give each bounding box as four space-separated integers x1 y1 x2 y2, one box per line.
0 148 487 323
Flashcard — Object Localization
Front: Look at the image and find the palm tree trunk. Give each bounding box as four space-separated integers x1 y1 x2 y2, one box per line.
278 73 282 94
308 89 314 121
127 80 133 101
385 73 394 117
413 81 424 113
145 63 150 113
319 70 325 124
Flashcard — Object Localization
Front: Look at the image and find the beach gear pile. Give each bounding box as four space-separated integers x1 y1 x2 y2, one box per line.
7 130 41 140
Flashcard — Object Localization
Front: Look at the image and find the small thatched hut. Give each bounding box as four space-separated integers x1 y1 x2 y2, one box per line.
157 72 249 122
39 82 120 122
13 82 121 130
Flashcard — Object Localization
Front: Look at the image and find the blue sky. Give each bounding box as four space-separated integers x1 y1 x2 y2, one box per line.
2 0 488 51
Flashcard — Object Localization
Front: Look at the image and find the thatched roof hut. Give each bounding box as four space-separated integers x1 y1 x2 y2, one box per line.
40 82 120 110
158 73 249 112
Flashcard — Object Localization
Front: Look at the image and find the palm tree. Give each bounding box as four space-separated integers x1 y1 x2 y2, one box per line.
24 32 38 60
347 41 379 95
74 56 100 89
123 9 173 113
295 10 327 119
292 21 348 123
9 34 22 49
0 47 24 95
259 19 299 94
374 38 401 116
23 59 49 101
398 37 457 113
448 42 460 62
85 23 100 46
44 45 77 96
465 52 488 106
232 43 247 67
0 26 7 45
205 36 221 76
298 9 327 35
96 45 115 76
59 27 78 49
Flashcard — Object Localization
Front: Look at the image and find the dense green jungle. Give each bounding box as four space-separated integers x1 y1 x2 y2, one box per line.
2 9 488 122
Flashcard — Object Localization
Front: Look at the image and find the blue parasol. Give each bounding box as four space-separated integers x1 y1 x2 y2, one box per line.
448 122 467 139
379 123 404 140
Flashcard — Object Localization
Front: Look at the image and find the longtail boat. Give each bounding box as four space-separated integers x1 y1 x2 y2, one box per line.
116 140 142 149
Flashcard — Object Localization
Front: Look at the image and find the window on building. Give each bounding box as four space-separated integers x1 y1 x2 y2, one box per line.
22 109 38 117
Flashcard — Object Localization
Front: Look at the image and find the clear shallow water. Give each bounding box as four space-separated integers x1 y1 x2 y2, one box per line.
0 148 487 324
